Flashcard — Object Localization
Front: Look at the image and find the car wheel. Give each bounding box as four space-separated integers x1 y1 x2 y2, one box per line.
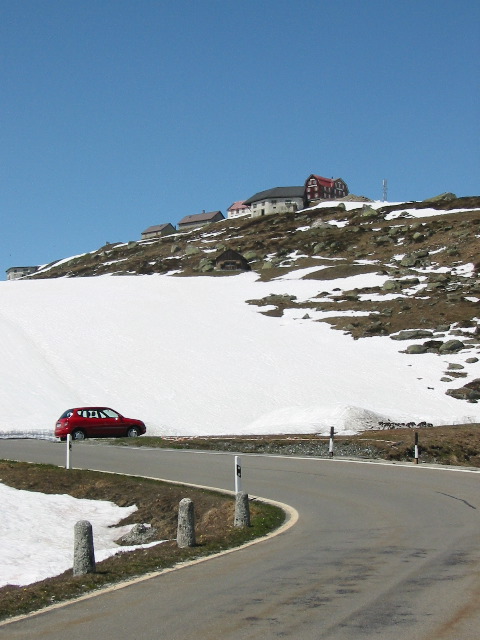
72 429 86 441
126 427 140 438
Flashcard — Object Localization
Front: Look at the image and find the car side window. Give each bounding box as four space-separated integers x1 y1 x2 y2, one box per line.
103 409 119 418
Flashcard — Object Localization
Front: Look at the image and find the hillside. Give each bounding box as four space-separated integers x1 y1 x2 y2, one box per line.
33 194 480 347
2 194 479 437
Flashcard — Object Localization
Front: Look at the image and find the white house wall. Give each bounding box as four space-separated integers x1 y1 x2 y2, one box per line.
251 197 304 218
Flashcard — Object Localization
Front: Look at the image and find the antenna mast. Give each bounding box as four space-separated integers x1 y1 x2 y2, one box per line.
382 179 388 202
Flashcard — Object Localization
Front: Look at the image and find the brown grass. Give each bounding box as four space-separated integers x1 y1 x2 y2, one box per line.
119 425 480 467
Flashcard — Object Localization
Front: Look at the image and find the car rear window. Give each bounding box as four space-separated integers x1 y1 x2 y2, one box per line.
59 409 74 419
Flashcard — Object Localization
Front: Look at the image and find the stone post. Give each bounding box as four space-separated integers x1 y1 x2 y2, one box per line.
177 498 196 548
234 492 250 528
73 520 96 576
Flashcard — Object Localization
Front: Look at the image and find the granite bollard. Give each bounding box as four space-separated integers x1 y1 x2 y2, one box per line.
177 498 196 548
234 492 250 528
73 520 96 576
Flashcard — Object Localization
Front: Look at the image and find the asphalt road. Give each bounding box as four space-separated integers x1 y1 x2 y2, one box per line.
1 439 480 639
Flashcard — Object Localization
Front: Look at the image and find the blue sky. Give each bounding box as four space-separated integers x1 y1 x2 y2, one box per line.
1 0 478 278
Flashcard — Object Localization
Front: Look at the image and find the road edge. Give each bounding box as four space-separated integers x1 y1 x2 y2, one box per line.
0 470 298 628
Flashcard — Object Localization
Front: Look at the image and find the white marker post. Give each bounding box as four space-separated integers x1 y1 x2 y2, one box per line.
66 434 72 469
414 432 419 465
235 456 242 494
329 427 335 458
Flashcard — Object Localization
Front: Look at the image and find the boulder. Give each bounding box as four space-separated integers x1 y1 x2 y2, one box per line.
116 523 158 545
391 329 433 341
405 344 427 354
446 379 480 402
382 280 401 291
439 340 465 353
422 192 457 203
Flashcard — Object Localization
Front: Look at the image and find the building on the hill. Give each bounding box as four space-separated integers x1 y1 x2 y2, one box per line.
141 223 176 240
214 249 251 271
6 266 39 280
242 187 305 218
304 174 349 205
227 201 251 219
178 210 224 231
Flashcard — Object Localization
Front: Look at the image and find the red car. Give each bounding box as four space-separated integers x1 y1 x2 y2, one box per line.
55 407 147 440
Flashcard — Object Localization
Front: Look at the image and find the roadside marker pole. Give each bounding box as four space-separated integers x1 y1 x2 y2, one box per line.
329 427 335 458
414 432 419 465
66 434 72 469
235 455 242 493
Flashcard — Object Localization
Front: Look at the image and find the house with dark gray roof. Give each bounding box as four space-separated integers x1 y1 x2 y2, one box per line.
177 210 224 231
243 186 305 217
141 223 176 240
6 266 39 280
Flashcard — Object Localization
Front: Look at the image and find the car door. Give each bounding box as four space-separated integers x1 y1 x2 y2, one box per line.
84 409 106 436
98 408 124 436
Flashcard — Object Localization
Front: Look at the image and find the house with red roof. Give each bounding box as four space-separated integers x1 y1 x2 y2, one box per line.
227 201 251 219
304 174 349 205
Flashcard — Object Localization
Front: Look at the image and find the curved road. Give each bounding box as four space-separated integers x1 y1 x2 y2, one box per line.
0 440 479 639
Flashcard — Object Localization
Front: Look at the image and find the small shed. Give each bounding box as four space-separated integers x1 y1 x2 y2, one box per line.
215 250 251 271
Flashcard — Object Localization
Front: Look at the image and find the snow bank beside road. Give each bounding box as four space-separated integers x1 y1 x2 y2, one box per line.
0 273 478 437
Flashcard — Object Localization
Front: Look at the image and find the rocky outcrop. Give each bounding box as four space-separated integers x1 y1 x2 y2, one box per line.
446 379 480 403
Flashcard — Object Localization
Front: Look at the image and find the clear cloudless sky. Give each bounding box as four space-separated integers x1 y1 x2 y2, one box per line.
1 0 479 278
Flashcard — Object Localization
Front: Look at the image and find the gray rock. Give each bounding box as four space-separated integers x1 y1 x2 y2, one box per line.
405 344 428 354
361 206 378 218
429 273 450 283
439 340 465 353
423 340 443 350
382 280 401 291
116 523 158 546
391 329 433 341
399 277 420 286
422 192 457 203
